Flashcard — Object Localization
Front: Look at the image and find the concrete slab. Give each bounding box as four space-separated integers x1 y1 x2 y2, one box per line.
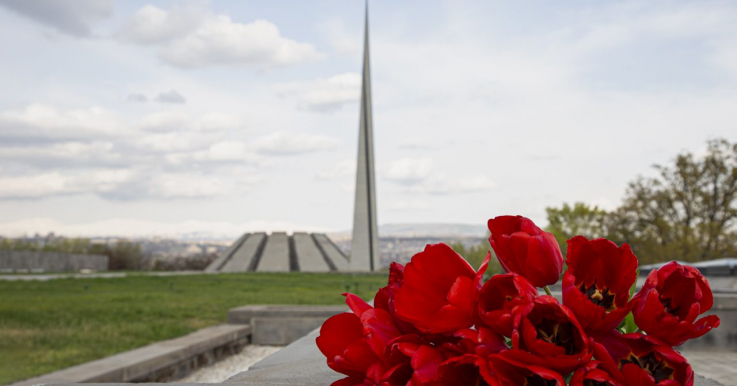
227 305 347 324
225 328 342 386
9 324 251 386
205 234 249 272
227 305 347 345
221 233 266 273
225 327 725 386
293 232 330 272
256 233 290 272
312 233 349 271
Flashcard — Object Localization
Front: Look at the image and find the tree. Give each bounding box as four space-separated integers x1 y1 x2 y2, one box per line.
545 203 609 255
546 138 737 264
612 139 737 263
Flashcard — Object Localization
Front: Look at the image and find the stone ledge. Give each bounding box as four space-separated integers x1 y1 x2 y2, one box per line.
227 305 346 323
10 324 251 386
226 327 725 386
34 322 726 386
227 305 346 345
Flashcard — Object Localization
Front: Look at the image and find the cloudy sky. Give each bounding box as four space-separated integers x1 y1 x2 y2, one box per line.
0 0 736 238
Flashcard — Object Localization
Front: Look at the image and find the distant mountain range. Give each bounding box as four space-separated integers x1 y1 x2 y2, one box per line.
0 218 486 241
328 223 487 241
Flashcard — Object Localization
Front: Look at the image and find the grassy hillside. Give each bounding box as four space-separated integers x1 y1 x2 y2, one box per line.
0 272 385 385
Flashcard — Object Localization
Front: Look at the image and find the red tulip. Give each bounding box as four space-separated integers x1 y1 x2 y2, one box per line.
438 327 508 359
593 332 694 386
507 296 593 374
631 261 721 346
489 352 566 386
476 272 538 336
316 312 379 380
570 361 623 386
435 354 496 386
318 294 416 386
406 345 445 386
562 236 639 333
488 215 563 288
374 262 419 335
394 243 490 333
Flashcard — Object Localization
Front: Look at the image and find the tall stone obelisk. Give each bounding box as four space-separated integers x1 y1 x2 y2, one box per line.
350 2 379 272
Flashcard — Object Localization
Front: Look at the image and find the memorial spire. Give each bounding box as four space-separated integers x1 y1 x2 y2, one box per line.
350 1 379 271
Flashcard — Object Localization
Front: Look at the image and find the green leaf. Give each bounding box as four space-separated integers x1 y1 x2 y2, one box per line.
624 312 637 334
630 268 640 299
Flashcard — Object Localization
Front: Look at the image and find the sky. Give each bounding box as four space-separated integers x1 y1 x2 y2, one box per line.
0 0 736 238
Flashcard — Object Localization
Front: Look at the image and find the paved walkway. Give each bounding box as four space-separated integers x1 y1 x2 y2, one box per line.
684 351 737 385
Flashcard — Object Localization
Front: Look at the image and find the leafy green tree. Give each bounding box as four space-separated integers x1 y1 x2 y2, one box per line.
546 138 737 264
545 202 608 255
611 139 737 263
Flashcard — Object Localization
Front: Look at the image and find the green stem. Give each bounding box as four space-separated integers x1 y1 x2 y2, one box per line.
543 286 553 296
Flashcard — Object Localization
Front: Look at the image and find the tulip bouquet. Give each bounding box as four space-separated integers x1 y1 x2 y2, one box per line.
317 215 721 386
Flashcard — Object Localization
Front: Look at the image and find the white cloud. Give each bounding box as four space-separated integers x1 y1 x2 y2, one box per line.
165 141 264 166
0 0 113 37
412 175 496 195
0 169 248 201
0 104 127 142
317 18 361 57
155 89 186 104
387 200 432 211
0 170 132 199
316 159 355 180
117 4 204 44
127 93 148 103
384 158 433 184
398 138 438 150
0 141 120 167
139 111 244 133
159 17 322 69
251 132 340 156
0 218 330 239
119 5 322 69
139 111 188 132
147 173 225 199
195 112 245 132
275 72 361 112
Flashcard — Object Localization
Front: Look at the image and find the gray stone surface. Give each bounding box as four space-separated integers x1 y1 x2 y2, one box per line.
684 351 737 386
350 4 380 272
10 324 251 386
221 233 265 273
292 232 329 272
312 233 349 271
34 319 727 386
256 233 290 272
205 234 249 272
227 305 347 324
225 328 342 386
0 250 108 272
227 328 726 386
204 232 343 273
227 305 346 345
680 294 737 350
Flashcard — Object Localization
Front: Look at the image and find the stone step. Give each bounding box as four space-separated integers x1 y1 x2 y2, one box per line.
10 324 251 386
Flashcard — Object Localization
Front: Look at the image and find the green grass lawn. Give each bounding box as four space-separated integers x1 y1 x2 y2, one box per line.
0 272 386 385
